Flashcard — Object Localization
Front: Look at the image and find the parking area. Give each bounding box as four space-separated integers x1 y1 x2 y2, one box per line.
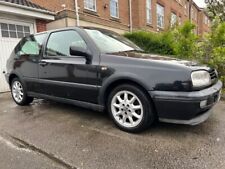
0 92 225 169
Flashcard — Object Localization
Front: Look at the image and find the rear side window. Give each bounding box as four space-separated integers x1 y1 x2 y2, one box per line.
45 30 87 57
16 33 46 57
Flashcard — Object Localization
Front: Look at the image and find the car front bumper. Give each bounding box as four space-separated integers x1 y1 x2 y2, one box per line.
150 80 223 125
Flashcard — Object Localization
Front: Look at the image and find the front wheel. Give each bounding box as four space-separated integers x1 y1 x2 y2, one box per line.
107 84 155 133
11 78 33 106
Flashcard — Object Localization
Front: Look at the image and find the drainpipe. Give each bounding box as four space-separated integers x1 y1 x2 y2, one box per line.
189 0 193 21
129 0 133 32
74 0 80 26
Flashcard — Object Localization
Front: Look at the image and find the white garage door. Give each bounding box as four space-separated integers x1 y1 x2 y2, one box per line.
0 19 34 93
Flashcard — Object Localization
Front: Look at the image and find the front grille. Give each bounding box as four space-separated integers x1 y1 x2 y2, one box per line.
208 69 218 82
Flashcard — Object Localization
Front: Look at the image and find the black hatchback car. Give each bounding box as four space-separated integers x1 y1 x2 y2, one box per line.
5 27 222 133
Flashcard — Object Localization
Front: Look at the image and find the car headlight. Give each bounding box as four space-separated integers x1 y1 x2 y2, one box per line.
191 70 211 88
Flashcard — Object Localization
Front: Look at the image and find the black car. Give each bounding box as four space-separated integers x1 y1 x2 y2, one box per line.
5 27 222 133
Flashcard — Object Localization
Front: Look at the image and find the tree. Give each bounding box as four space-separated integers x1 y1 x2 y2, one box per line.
172 21 198 59
206 0 225 22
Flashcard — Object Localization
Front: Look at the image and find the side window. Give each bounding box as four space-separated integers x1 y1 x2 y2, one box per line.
46 30 87 57
17 33 46 56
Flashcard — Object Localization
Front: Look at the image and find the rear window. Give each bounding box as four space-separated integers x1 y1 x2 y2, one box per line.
15 33 47 57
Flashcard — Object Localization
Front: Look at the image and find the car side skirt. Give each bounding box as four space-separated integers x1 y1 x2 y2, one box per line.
28 92 105 112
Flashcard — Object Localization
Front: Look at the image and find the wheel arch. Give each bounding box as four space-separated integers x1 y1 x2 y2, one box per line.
8 72 24 87
9 73 19 86
99 74 155 108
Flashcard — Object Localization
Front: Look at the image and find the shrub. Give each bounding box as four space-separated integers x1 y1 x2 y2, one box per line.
124 30 175 55
171 21 199 59
199 21 225 86
124 21 198 59
124 21 225 86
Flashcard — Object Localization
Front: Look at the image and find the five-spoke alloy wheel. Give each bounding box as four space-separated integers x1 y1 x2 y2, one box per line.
108 84 155 133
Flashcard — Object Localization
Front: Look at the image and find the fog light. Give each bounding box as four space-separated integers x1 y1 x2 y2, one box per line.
200 100 207 108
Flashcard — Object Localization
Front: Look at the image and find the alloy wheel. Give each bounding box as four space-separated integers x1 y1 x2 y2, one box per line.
12 81 24 103
111 90 144 128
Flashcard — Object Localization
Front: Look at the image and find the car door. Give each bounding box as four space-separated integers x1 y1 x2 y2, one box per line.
14 34 46 93
38 30 99 103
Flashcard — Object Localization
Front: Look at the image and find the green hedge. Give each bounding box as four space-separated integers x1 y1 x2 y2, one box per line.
124 31 175 55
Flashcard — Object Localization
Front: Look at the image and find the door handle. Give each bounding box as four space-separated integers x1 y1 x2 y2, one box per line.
39 61 48 66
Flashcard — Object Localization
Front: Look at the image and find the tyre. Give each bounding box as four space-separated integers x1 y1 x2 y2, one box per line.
107 84 155 133
11 78 34 106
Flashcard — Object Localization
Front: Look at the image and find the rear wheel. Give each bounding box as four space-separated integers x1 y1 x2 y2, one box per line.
107 84 155 133
11 78 33 106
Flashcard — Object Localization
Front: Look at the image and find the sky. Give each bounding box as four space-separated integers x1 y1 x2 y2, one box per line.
193 0 207 8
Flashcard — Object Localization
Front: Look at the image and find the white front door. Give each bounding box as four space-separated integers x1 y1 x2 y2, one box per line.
0 19 34 92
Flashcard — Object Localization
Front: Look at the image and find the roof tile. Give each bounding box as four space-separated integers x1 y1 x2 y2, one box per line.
0 0 49 11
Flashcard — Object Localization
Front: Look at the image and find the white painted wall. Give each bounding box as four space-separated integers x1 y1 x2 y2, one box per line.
0 16 34 93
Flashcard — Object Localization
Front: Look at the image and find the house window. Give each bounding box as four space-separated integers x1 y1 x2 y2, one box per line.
171 12 177 27
178 16 182 25
157 4 164 28
204 16 208 24
84 0 96 11
146 0 152 24
110 0 119 18
184 1 189 15
0 23 30 39
191 8 197 21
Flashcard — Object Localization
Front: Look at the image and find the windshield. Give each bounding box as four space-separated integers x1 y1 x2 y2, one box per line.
85 29 142 53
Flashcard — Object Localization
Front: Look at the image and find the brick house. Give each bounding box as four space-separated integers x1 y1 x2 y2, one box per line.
30 0 211 35
0 0 54 92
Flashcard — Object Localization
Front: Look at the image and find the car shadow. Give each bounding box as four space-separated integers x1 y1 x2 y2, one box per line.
27 98 218 138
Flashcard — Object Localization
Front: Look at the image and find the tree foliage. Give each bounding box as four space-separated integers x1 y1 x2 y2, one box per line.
124 20 225 86
124 31 175 55
171 21 198 59
198 20 225 85
206 0 225 22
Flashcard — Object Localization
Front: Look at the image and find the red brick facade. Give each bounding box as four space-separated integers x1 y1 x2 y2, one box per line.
36 19 48 32
30 0 211 35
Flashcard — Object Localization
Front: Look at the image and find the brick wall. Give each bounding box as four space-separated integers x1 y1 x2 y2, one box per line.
30 0 74 12
30 0 211 35
36 19 48 32
198 11 211 36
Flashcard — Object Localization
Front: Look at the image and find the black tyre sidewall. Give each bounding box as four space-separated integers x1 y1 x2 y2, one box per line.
11 78 33 106
107 84 155 133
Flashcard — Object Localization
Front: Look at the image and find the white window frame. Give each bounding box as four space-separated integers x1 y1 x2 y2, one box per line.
184 2 189 16
84 0 97 12
110 0 119 18
0 21 32 39
178 16 182 25
191 7 197 21
146 0 152 24
204 16 208 25
170 12 177 27
156 4 164 29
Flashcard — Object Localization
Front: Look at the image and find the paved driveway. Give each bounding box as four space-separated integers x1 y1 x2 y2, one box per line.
0 93 225 169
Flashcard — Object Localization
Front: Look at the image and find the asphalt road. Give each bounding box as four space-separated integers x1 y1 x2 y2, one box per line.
0 92 225 169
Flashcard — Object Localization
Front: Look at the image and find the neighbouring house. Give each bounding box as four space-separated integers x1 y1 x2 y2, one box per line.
30 0 211 35
0 0 55 93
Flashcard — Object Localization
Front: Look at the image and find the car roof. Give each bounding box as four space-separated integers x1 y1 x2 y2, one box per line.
33 26 117 36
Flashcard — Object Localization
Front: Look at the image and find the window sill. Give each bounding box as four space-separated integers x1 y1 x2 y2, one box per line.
156 26 164 31
83 9 99 17
110 17 121 23
146 23 153 28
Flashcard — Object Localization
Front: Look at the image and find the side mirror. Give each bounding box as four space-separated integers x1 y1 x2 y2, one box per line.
70 46 92 64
